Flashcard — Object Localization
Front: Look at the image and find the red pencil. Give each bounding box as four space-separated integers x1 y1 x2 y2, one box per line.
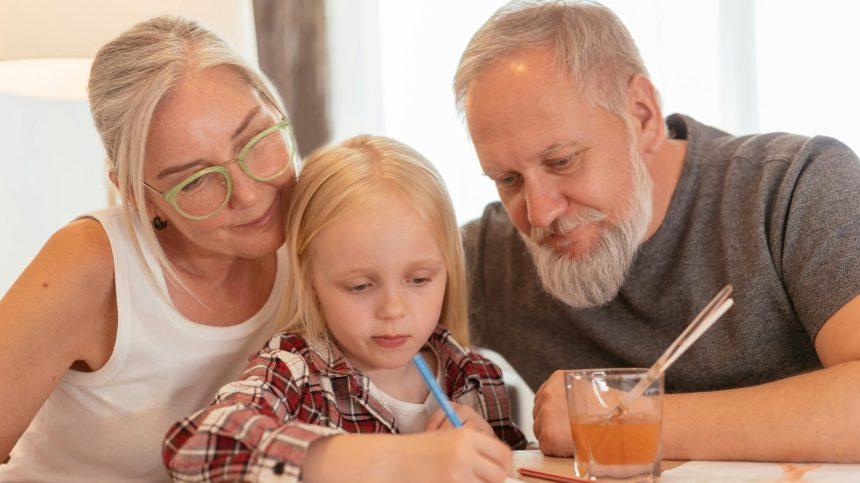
517 467 591 482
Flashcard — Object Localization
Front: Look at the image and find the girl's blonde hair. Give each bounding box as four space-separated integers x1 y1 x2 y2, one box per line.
87 15 289 295
282 135 470 346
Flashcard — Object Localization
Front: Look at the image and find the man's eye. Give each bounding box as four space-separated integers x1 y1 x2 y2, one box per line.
550 157 569 167
496 173 520 187
549 153 579 171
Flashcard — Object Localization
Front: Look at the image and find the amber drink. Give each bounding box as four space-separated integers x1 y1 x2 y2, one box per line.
565 369 663 481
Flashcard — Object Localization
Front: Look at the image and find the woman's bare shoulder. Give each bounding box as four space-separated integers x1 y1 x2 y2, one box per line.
49 217 115 281
3 217 116 330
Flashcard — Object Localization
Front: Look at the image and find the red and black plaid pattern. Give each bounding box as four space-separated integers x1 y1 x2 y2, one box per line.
163 326 527 481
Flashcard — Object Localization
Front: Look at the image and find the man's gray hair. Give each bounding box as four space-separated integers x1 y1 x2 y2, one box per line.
454 0 650 118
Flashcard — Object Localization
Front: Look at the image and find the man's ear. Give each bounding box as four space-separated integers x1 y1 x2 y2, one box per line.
626 74 665 154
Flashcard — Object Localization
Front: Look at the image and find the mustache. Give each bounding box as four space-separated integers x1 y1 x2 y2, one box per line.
530 208 607 244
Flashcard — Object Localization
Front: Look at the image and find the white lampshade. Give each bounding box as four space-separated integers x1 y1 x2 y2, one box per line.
0 0 258 100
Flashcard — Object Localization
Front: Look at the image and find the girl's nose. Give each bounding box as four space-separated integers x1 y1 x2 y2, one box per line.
376 287 406 321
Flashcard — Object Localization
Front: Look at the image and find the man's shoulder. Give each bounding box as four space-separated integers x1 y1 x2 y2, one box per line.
462 202 521 255
721 132 853 172
463 201 514 235
674 113 856 173
672 114 858 227
715 131 858 205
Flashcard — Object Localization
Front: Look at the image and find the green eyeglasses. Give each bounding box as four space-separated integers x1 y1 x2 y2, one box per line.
144 118 296 220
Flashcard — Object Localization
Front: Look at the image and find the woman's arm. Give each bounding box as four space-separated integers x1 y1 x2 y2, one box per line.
0 219 117 459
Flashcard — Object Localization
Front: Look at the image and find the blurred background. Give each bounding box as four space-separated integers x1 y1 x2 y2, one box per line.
2 0 859 297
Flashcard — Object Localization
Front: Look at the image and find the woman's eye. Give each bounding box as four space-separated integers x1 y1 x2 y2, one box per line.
180 176 205 193
348 283 371 293
410 277 431 286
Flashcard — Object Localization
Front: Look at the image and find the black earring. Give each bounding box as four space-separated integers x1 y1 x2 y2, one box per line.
152 215 168 231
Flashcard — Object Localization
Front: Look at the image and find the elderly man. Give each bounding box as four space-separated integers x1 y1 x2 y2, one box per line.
456 0 860 462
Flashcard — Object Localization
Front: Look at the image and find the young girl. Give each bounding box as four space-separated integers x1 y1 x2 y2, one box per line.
163 135 526 482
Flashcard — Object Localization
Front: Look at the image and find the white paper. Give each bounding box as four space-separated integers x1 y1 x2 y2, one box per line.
663 460 860 482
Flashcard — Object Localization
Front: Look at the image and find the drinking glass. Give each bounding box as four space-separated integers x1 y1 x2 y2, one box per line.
565 368 663 481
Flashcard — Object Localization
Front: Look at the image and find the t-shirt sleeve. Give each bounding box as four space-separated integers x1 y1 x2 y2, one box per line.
780 137 860 341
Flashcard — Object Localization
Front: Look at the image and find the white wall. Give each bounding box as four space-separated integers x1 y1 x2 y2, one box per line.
0 94 108 294
756 0 860 147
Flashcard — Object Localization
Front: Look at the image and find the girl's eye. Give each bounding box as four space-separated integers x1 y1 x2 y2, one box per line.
410 277 431 286
348 283 371 293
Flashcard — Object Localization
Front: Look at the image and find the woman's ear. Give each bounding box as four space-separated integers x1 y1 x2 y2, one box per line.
108 170 118 190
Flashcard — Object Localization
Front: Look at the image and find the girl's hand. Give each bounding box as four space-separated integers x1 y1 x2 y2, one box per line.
303 429 513 483
425 401 495 436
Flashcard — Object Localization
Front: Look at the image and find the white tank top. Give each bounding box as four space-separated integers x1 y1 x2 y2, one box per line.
1 206 285 482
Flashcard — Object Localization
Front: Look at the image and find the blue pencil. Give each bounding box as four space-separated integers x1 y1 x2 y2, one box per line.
412 354 463 428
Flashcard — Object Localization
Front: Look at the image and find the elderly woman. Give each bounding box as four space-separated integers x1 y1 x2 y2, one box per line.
0 16 296 481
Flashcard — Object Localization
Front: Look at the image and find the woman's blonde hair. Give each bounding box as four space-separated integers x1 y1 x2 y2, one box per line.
282 135 470 346
87 15 289 294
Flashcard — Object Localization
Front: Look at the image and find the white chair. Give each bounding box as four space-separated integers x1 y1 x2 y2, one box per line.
476 347 536 444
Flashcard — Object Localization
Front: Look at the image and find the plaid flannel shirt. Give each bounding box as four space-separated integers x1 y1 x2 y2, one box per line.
163 326 527 482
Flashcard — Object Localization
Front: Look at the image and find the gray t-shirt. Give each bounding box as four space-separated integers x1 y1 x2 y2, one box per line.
463 114 860 393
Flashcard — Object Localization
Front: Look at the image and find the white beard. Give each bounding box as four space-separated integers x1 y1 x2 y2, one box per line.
520 145 654 309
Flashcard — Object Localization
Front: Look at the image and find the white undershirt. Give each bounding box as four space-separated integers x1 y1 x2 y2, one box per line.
373 354 442 434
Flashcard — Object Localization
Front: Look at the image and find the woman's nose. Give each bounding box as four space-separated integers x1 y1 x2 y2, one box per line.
227 162 263 209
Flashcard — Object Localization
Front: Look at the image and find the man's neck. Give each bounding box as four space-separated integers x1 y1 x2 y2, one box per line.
644 138 688 240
